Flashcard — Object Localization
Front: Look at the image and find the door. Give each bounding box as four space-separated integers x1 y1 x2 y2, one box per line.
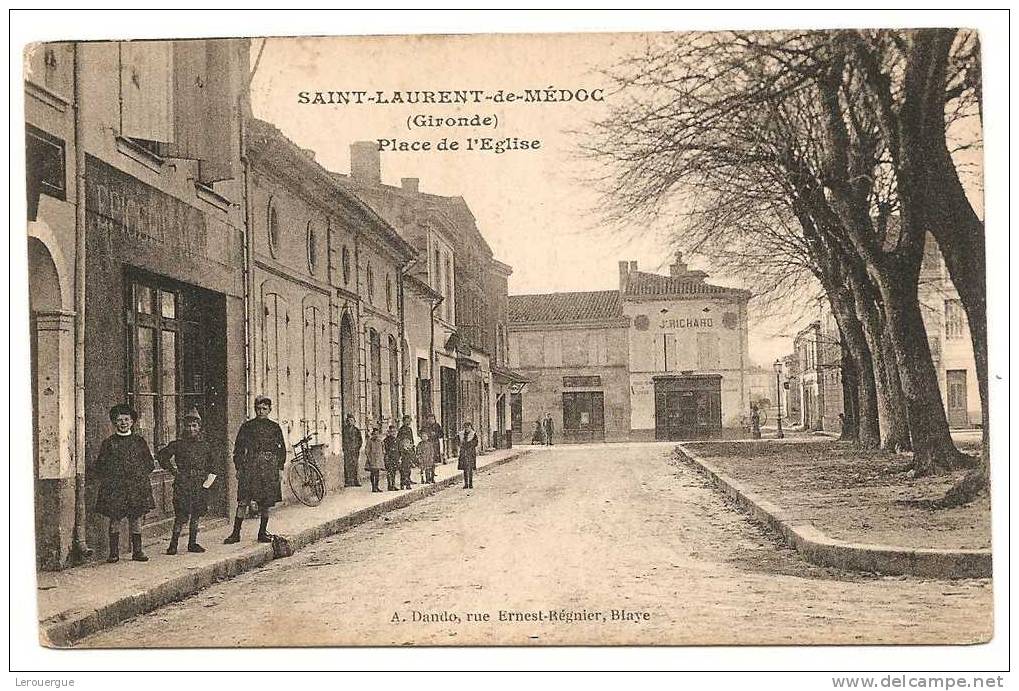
562 391 605 442
665 391 697 440
946 370 969 428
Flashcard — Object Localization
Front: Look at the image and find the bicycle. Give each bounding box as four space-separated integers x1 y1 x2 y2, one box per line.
286 433 326 507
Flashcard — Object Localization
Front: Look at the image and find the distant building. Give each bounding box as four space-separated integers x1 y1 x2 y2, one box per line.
508 253 752 441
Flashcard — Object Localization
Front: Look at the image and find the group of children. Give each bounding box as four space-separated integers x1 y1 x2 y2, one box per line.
94 402 481 565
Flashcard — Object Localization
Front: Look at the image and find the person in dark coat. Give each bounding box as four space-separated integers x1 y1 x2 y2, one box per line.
542 412 555 446
397 415 416 490
95 404 156 562
750 404 762 439
156 407 217 555
224 396 286 544
382 425 399 491
342 413 363 487
458 422 479 489
531 419 544 445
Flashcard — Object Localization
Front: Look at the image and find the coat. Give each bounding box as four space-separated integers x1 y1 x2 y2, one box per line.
457 431 479 471
416 440 435 469
342 422 363 458
156 437 215 517
94 433 156 520
382 435 400 471
397 424 416 471
233 417 286 506
365 438 385 471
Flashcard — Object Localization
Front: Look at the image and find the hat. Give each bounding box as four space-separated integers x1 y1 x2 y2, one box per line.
182 406 202 424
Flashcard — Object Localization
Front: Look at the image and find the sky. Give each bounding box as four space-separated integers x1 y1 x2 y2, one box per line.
248 32 981 368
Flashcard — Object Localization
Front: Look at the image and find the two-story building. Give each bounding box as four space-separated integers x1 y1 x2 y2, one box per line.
508 253 752 442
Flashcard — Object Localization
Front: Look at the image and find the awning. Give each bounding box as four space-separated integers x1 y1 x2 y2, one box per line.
491 364 530 386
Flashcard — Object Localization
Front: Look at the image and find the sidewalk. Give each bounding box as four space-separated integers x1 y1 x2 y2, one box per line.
38 446 535 647
676 439 991 579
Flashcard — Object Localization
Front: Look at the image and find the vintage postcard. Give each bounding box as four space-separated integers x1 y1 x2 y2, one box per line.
24 26 993 650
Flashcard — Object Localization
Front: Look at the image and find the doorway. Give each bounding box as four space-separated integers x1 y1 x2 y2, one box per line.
946 370 969 428
562 391 605 442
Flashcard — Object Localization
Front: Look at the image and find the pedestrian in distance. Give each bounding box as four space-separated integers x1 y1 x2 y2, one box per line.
156 407 217 555
531 418 544 445
95 403 156 563
458 421 479 489
224 396 286 545
750 404 762 439
417 429 436 483
543 412 555 446
425 413 445 465
383 425 399 491
397 415 416 489
342 413 363 487
365 427 385 493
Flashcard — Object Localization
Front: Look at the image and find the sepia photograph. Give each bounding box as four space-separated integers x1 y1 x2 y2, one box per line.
12 8 1009 673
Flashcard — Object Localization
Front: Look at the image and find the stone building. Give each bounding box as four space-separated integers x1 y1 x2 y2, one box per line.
26 39 251 568
245 120 416 489
508 253 751 442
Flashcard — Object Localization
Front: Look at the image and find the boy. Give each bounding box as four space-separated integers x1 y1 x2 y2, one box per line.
382 425 399 491
417 430 436 484
156 408 217 554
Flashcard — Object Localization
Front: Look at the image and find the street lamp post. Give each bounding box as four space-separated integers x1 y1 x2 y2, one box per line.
774 359 785 439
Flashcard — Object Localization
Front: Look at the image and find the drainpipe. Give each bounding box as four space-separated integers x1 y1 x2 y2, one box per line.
69 42 92 563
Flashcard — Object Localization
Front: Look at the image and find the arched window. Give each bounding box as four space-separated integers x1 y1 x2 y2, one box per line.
341 246 351 285
388 334 399 421
369 328 382 423
267 199 280 257
306 221 318 274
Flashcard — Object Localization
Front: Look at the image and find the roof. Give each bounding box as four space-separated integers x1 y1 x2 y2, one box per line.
624 271 750 300
508 290 623 324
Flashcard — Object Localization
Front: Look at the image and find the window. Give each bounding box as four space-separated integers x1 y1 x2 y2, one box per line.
26 127 66 216
267 200 280 256
945 299 966 339
386 274 394 312
366 263 375 303
369 329 382 423
696 333 720 370
342 246 351 285
306 221 318 274
388 335 400 420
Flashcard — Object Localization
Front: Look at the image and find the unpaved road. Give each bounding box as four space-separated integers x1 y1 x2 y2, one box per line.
78 443 992 647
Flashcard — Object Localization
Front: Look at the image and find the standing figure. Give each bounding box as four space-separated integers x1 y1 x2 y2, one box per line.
458 421 479 489
365 428 385 493
417 430 436 483
531 418 544 445
383 425 399 491
156 408 217 555
95 404 156 563
426 413 445 465
397 415 416 489
342 413 363 487
543 412 555 446
224 396 286 545
750 404 762 439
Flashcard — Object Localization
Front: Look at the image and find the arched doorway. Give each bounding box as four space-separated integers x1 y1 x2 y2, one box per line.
339 312 356 421
29 235 75 568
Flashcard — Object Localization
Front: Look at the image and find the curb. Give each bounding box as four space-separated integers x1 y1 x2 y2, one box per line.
675 444 992 580
41 449 531 647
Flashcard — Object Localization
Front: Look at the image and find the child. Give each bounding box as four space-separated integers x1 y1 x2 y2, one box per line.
156 408 217 554
364 428 385 493
94 404 156 563
383 425 399 491
416 430 436 484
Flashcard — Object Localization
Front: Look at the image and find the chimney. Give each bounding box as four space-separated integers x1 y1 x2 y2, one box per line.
669 251 688 278
401 177 419 193
350 141 381 184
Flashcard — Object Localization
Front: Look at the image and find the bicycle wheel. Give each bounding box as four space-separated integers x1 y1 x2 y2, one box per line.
287 460 325 507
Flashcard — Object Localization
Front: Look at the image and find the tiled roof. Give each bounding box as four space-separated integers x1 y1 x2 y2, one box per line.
508 290 623 324
624 271 749 299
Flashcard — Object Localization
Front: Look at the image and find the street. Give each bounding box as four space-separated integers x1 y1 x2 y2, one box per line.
78 443 992 647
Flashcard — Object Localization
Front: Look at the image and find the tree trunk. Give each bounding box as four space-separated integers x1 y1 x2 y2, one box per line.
839 345 860 443
878 328 913 452
825 286 880 448
877 277 973 475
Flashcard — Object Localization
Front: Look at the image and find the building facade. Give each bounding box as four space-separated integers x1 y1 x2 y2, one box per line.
508 253 751 442
27 39 251 568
